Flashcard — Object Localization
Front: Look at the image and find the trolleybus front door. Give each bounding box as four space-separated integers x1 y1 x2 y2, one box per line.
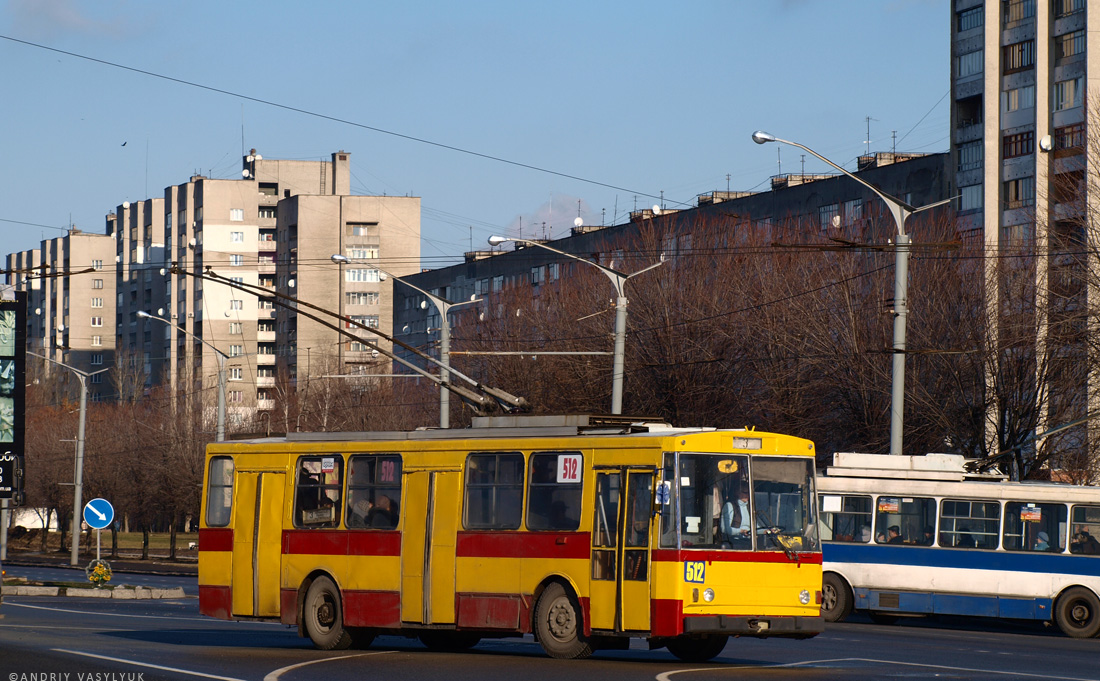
230 471 285 618
401 469 461 625
590 468 653 633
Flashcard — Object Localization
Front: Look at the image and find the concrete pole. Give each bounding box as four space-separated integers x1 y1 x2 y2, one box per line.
216 355 226 443
890 233 911 459
71 374 88 567
439 313 451 429
611 295 628 415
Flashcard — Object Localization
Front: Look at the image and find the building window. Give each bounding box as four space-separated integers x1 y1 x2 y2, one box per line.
345 268 381 283
492 275 504 292
1003 131 1034 159
819 203 839 230
90 316 103 327
258 298 275 310
91 335 102 346
229 254 244 266
91 354 103 365
842 199 862 226
92 278 104 289
530 266 544 286
90 374 102 384
960 184 983 213
1055 0 1086 17
1054 77 1083 111
229 344 243 357
91 259 103 270
1005 177 1035 209
1054 123 1085 153
347 315 380 329
346 223 376 237
346 291 379 306
230 231 244 243
1055 30 1085 63
90 297 103 308
229 299 243 310
229 208 244 221
258 206 277 219
346 246 379 260
229 322 243 335
957 6 982 31
956 49 983 78
957 140 982 171
1002 40 1035 73
229 368 243 381
229 390 243 403
1002 0 1034 26
1003 85 1035 113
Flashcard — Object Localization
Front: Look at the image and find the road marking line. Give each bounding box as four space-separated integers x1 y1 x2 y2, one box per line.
5 600 281 624
54 648 248 681
656 656 1098 681
263 651 393 681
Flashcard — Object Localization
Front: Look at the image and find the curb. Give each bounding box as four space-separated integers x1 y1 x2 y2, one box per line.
2 585 187 599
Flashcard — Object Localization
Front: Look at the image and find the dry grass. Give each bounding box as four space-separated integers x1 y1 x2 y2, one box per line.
6 527 198 558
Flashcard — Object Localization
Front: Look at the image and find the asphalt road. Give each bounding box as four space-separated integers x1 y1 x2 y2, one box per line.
2 595 1100 681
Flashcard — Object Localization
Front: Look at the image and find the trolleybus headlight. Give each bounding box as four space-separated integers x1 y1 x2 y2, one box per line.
703 588 715 602
799 590 811 605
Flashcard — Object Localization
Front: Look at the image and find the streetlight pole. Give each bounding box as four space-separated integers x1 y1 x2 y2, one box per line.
138 310 227 442
330 254 479 428
486 236 662 415
751 130 952 456
27 352 110 566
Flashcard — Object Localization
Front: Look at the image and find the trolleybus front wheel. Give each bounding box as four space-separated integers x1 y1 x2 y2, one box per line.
303 576 354 650
1055 587 1100 638
666 634 729 663
534 582 593 659
821 573 853 623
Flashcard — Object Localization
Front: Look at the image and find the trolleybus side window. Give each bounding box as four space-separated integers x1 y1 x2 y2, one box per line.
873 496 935 545
206 456 234 527
658 454 677 548
527 452 582 531
294 456 343 528
464 452 523 530
1069 505 1100 554
819 494 871 542
346 454 402 530
1003 502 1066 552
940 499 999 549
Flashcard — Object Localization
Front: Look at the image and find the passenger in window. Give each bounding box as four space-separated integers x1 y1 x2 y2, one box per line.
350 496 372 527
368 494 398 529
956 528 977 548
916 526 934 546
886 525 904 544
1034 531 1050 551
1071 530 1100 554
859 525 872 542
722 485 752 542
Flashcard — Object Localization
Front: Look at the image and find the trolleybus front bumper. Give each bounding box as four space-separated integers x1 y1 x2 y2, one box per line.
682 614 824 638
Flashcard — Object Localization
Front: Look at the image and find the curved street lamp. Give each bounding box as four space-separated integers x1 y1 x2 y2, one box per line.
752 130 952 456
330 254 479 428
137 310 227 443
487 236 662 415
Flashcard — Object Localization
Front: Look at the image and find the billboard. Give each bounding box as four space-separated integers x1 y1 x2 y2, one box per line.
0 289 25 504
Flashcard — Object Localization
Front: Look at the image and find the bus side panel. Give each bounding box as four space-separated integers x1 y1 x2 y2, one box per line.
198 528 234 619
281 529 349 618
343 532 402 627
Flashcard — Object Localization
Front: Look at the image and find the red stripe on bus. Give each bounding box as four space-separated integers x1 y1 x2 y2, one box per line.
280 529 402 556
650 598 683 637
198 528 233 553
198 585 232 620
651 549 822 564
280 589 297 626
455 592 527 630
345 590 400 628
455 531 592 559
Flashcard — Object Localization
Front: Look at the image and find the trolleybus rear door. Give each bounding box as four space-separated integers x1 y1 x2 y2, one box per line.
230 471 285 618
401 469 461 624
590 468 654 633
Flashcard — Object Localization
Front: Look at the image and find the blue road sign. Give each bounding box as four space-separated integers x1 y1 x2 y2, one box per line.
83 498 114 530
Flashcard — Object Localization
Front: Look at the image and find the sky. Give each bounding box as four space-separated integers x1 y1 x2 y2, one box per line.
0 0 949 270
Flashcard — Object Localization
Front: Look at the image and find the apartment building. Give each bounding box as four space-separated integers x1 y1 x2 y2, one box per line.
275 194 421 391
950 0 1098 454
5 229 116 400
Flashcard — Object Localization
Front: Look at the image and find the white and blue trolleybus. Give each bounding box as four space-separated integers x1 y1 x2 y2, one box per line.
817 452 1100 638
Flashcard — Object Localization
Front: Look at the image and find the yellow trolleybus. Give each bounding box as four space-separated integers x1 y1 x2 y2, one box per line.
198 415 823 661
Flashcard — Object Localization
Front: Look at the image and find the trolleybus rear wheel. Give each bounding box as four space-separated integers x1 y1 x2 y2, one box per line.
666 634 729 662
821 573 853 623
1056 587 1100 638
303 576 354 650
534 582 593 659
